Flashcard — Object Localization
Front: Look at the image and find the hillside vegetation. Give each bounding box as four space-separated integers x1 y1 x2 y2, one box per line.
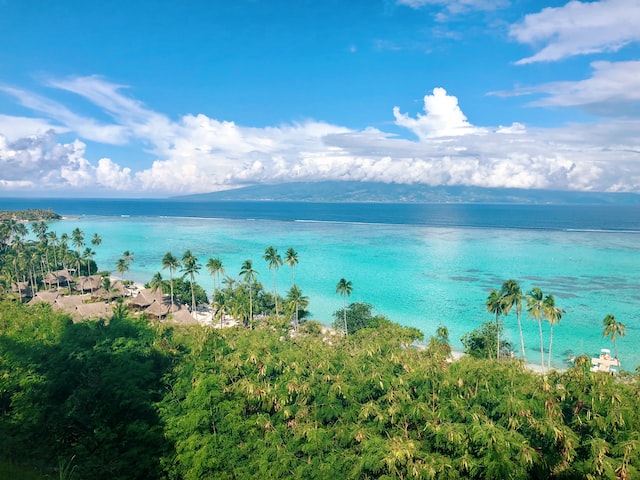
1 301 639 480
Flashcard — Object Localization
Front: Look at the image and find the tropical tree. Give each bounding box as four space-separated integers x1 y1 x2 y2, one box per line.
285 247 299 287
336 278 353 336
285 284 309 331
115 258 129 285
544 294 564 369
240 259 258 323
263 246 283 317
82 247 96 276
602 313 626 369
501 279 525 361
181 250 201 313
527 287 546 372
71 227 84 276
206 257 224 293
485 289 505 359
149 272 164 294
162 252 181 313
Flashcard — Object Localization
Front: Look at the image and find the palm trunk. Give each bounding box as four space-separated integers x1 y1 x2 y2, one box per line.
517 311 526 362
548 325 554 369
273 274 279 317
538 319 545 373
343 296 348 336
495 313 501 360
249 284 253 323
190 273 196 313
169 268 175 312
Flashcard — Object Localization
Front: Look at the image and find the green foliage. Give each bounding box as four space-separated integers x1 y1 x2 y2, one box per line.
331 301 392 335
0 300 173 480
2 300 640 480
162 277 208 306
461 320 512 359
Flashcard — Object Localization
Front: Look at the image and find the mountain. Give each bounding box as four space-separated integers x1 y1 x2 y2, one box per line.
173 182 640 205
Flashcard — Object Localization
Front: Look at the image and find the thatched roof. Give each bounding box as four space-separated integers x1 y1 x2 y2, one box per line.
12 281 32 296
75 302 111 320
43 269 73 287
167 306 198 325
54 295 86 310
28 290 60 305
76 275 103 292
129 288 166 308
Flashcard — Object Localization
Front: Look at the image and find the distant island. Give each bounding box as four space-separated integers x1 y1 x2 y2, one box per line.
173 181 640 205
0 208 61 222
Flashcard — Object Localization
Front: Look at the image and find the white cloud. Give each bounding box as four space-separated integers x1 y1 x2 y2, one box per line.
0 114 67 142
0 85 129 144
510 0 640 64
393 87 487 139
491 60 640 115
397 0 508 13
2 77 640 195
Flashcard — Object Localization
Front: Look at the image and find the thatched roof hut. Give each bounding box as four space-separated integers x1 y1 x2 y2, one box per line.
54 294 86 311
43 269 73 288
28 290 60 306
129 288 165 309
167 306 198 325
76 275 103 292
75 302 111 321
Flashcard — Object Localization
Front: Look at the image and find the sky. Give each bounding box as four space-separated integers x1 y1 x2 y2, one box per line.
1 0 640 197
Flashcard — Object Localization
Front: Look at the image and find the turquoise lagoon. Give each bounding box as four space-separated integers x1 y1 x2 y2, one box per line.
41 210 639 370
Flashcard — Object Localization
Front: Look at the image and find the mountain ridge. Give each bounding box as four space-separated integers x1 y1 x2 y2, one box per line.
173 182 640 205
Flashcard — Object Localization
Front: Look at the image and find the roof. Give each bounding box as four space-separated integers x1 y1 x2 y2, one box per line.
75 302 111 320
167 306 198 325
28 290 60 305
129 288 165 308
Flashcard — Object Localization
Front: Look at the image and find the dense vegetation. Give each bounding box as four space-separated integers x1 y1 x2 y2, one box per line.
2 210 639 479
0 209 61 222
1 301 639 479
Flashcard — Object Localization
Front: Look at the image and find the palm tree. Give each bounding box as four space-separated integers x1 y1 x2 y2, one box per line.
285 247 299 287
485 289 505 359
527 287 546 373
162 252 181 313
263 246 283 317
149 272 164 294
46 231 58 270
71 227 84 276
286 284 309 331
115 258 129 284
544 294 564 369
206 257 225 292
602 313 626 369
181 250 201 313
240 259 258 323
336 278 353 336
501 279 526 362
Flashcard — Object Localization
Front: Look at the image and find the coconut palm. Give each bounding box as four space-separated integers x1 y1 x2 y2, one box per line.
263 246 283 317
336 278 353 336
485 289 505 359
501 279 526 361
71 228 84 277
602 313 626 369
286 284 309 331
527 287 546 373
162 252 181 313
115 258 129 284
150 272 164 294
240 259 258 323
181 250 201 313
206 257 225 292
285 247 299 287
544 294 564 369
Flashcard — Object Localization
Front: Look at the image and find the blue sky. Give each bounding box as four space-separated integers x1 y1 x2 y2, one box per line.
1 0 640 197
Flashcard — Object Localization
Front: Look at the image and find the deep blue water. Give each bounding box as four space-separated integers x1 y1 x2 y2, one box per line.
2 198 640 232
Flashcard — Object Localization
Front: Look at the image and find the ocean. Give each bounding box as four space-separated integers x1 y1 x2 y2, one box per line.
2 197 639 369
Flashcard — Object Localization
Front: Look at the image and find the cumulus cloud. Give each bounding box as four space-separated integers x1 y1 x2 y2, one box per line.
393 88 487 139
510 0 640 64
2 76 640 195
